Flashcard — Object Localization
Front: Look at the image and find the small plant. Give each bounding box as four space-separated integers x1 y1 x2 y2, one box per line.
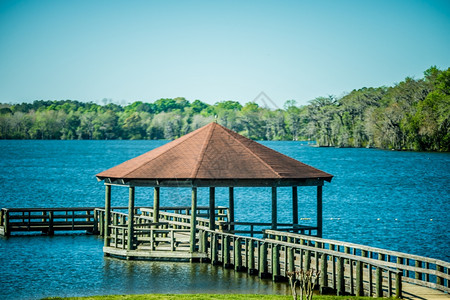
287 269 320 300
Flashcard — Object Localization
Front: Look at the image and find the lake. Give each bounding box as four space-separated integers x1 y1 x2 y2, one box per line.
0 140 449 299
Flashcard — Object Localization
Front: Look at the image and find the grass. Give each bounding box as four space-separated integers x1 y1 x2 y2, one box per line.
43 294 392 300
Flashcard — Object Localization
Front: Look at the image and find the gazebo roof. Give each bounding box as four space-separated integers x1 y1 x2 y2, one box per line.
96 122 333 187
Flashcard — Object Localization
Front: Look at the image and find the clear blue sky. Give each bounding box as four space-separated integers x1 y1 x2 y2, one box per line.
0 0 449 108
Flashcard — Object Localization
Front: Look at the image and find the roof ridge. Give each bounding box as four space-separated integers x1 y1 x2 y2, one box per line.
190 122 215 178
221 125 282 178
120 126 207 178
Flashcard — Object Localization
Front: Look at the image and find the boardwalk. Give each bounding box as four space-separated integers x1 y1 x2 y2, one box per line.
1 206 449 299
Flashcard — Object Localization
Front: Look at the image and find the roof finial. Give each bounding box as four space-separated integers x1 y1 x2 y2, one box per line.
214 115 218 123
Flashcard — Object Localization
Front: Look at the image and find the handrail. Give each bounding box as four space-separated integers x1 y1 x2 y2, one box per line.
200 228 402 298
264 229 450 293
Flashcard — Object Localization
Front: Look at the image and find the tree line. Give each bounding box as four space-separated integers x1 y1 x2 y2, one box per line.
0 66 448 151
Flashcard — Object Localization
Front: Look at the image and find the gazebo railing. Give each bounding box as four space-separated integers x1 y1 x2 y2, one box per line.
98 207 228 252
263 230 450 293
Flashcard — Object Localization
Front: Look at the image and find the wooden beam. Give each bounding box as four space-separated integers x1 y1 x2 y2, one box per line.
209 187 215 231
317 185 323 237
153 187 160 222
127 186 135 251
190 187 197 253
104 185 111 247
229 187 234 231
271 187 277 230
123 178 325 188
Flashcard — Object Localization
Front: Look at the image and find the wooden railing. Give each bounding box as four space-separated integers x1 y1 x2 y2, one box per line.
263 230 450 293
0 207 98 236
229 222 317 237
96 206 228 252
198 228 403 298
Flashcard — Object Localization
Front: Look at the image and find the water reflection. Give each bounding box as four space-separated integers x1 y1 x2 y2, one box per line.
101 256 289 296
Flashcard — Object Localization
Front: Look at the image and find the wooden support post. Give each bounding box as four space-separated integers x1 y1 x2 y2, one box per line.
271 187 277 230
223 235 231 268
356 260 363 296
317 185 323 237
396 271 402 298
92 209 98 234
305 249 311 271
211 233 218 265
104 185 111 247
259 243 268 278
99 211 104 236
234 238 243 271
319 253 328 293
337 256 344 295
48 211 54 235
247 239 255 273
153 187 160 223
127 186 135 251
200 230 207 253
229 187 234 231
375 267 382 297
4 210 9 237
190 187 197 253
292 186 298 228
272 244 280 281
415 260 422 280
209 187 215 231
288 247 295 273
437 265 443 286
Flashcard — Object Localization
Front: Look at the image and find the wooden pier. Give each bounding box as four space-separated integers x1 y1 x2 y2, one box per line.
2 206 449 299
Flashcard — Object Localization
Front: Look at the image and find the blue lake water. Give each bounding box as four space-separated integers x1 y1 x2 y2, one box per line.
0 140 449 299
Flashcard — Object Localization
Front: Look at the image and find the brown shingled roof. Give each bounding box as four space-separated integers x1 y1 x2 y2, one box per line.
96 122 333 183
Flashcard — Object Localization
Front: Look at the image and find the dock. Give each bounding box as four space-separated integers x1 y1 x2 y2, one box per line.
1 206 449 299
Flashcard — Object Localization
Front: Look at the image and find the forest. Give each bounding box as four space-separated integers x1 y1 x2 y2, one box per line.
0 66 449 152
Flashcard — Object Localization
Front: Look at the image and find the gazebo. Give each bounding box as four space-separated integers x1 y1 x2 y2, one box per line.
96 122 332 258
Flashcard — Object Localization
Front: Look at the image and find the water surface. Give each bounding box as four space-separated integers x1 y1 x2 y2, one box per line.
0 140 449 299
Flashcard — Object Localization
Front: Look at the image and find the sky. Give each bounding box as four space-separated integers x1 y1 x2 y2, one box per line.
0 0 449 108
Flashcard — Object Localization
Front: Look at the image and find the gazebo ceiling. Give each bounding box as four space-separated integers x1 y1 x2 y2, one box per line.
96 122 333 187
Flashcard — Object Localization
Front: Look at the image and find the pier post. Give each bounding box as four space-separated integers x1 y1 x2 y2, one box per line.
317 185 323 237
127 186 135 251
288 247 295 273
48 211 54 235
190 187 197 253
271 187 277 230
376 266 383 297
248 239 256 274
305 249 311 271
153 187 160 223
209 187 215 230
104 185 111 247
337 256 345 295
320 253 328 294
356 260 363 296
224 235 231 268
229 187 234 231
211 233 218 265
272 244 280 281
395 271 402 298
234 237 243 271
259 242 268 278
